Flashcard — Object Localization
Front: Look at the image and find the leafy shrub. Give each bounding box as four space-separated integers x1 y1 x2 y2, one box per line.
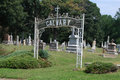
0 50 52 69
84 62 118 74
0 45 6 56
0 53 40 69
111 65 118 72
39 49 50 59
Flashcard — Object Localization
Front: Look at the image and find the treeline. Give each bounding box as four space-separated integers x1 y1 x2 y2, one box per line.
0 0 120 46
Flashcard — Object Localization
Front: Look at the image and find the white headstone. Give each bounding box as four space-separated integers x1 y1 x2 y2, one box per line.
23 39 26 45
91 39 96 51
101 41 103 47
16 35 19 45
87 43 90 48
10 34 13 44
104 42 106 48
50 38 52 43
61 42 65 51
83 40 86 49
28 35 31 45
106 36 110 48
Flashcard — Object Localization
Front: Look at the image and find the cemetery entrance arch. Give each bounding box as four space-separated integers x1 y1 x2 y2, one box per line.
34 10 85 68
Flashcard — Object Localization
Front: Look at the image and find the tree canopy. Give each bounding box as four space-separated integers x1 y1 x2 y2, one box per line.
0 0 120 45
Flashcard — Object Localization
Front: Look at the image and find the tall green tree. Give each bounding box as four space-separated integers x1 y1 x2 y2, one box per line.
100 15 114 41
0 0 27 40
111 8 120 43
82 0 102 46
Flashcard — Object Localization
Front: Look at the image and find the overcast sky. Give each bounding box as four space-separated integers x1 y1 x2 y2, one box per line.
89 0 120 17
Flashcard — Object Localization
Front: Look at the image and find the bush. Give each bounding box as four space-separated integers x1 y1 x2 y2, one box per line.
0 53 40 69
0 50 52 69
84 62 118 74
39 49 50 59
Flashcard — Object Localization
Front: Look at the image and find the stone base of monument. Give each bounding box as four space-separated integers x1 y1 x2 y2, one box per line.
66 45 81 53
2 41 13 44
101 54 116 58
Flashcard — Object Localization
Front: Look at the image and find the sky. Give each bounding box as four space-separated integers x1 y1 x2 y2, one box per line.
89 0 120 17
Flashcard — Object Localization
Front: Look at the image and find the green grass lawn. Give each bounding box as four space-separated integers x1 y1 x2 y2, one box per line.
0 44 120 80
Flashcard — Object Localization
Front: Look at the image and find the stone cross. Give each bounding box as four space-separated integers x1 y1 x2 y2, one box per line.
55 5 60 18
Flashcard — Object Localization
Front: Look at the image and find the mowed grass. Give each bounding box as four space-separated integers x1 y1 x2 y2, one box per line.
0 44 120 80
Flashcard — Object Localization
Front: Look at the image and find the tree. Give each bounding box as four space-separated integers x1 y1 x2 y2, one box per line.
114 8 120 19
110 8 120 43
82 0 102 46
0 0 27 40
39 0 84 42
100 15 114 41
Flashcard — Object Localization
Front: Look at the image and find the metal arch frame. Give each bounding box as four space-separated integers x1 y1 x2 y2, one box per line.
76 14 85 69
34 14 85 69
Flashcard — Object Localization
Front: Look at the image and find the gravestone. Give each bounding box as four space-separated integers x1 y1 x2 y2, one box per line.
83 40 87 49
61 42 65 51
50 38 52 43
19 41 21 45
39 40 46 50
25 39 28 45
103 42 107 48
87 39 96 52
16 35 19 45
20 38 22 45
10 34 13 44
106 36 110 49
2 34 11 44
23 39 26 45
87 43 90 48
49 40 59 51
91 39 96 51
106 39 118 55
117 44 120 54
28 35 31 45
101 41 103 48
66 27 80 53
